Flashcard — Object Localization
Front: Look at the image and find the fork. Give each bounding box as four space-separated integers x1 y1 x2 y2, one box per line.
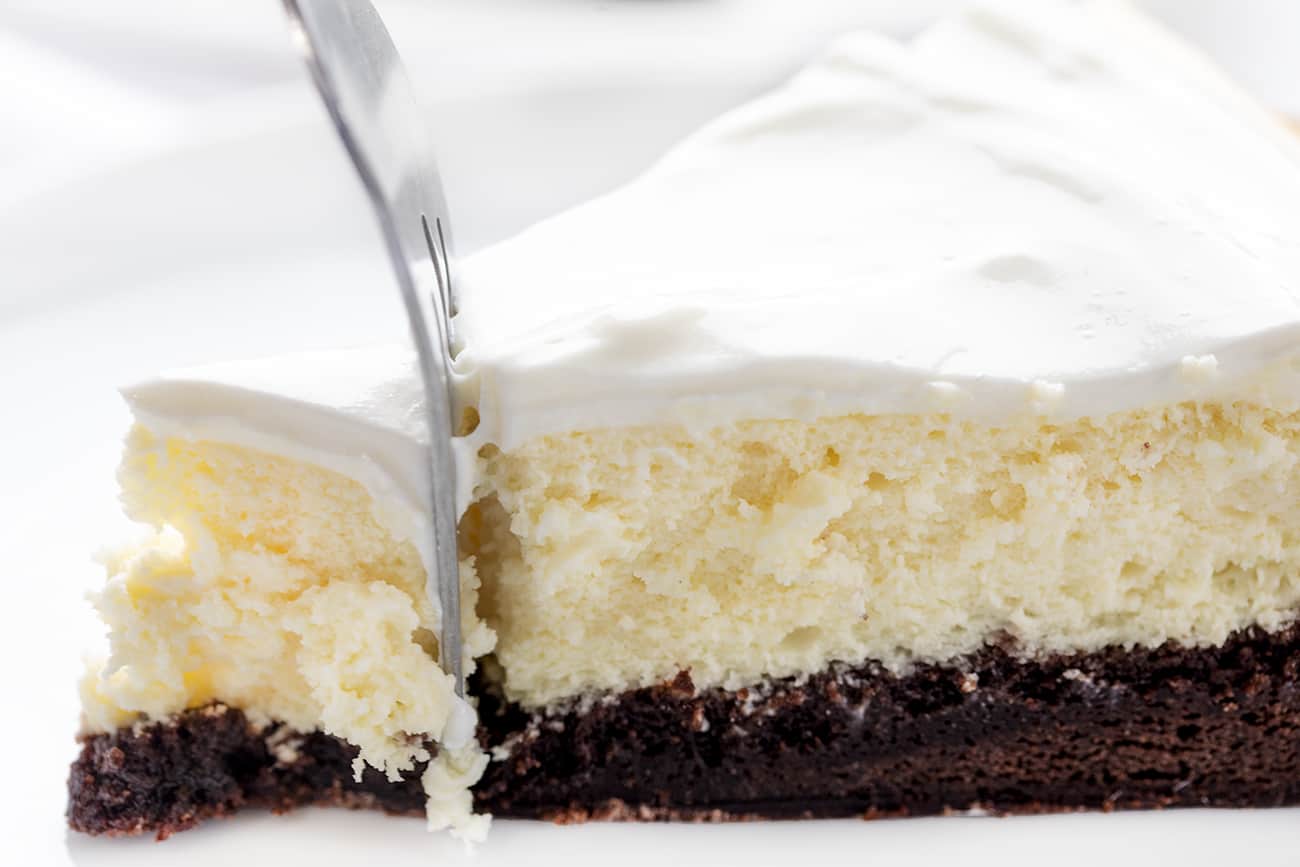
281 0 464 697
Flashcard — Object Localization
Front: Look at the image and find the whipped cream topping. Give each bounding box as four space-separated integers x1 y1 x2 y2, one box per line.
451 0 1300 449
126 0 1300 505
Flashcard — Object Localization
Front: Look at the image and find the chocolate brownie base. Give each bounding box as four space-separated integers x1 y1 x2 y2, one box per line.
69 624 1300 837
479 623 1300 820
67 704 426 838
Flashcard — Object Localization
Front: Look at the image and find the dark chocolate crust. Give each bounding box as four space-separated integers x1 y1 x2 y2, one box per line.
478 623 1300 820
69 623 1300 837
67 704 426 838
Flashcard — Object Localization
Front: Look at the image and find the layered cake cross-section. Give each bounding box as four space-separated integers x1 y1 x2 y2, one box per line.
68 0 1300 842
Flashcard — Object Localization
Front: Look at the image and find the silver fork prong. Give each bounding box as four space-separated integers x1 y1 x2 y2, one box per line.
282 0 465 698
422 214 457 337
437 217 457 318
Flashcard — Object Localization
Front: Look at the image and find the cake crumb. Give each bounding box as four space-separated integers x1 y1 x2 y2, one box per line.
1180 354 1220 384
926 381 969 407
265 726 303 765
1028 380 1066 412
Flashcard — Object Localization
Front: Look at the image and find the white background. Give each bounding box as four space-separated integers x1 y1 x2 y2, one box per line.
1 1 1299 864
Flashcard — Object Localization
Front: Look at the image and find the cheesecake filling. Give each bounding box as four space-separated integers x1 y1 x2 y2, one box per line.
469 396 1300 709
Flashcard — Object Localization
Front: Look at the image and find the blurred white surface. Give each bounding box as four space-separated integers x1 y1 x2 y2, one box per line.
0 2 1298 864
0 0 960 303
3 1 1298 316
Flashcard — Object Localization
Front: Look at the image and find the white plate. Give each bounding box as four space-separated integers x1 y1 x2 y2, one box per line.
3 4 1300 864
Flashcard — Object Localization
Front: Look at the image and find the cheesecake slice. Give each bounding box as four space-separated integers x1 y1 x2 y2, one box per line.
69 0 1300 839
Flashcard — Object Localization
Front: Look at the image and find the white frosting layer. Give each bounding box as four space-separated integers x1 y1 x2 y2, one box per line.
452 0 1300 449
126 0 1300 515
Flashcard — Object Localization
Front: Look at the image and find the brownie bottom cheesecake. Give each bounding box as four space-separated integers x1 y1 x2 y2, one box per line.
69 0 1300 843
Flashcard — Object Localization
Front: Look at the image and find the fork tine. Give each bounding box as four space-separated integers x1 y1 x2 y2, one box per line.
282 0 465 697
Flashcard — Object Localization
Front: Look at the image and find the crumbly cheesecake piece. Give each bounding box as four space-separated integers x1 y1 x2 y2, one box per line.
71 0 1300 838
74 351 495 841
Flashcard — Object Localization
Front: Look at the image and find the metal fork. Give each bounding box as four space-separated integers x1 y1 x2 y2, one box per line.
281 0 464 697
